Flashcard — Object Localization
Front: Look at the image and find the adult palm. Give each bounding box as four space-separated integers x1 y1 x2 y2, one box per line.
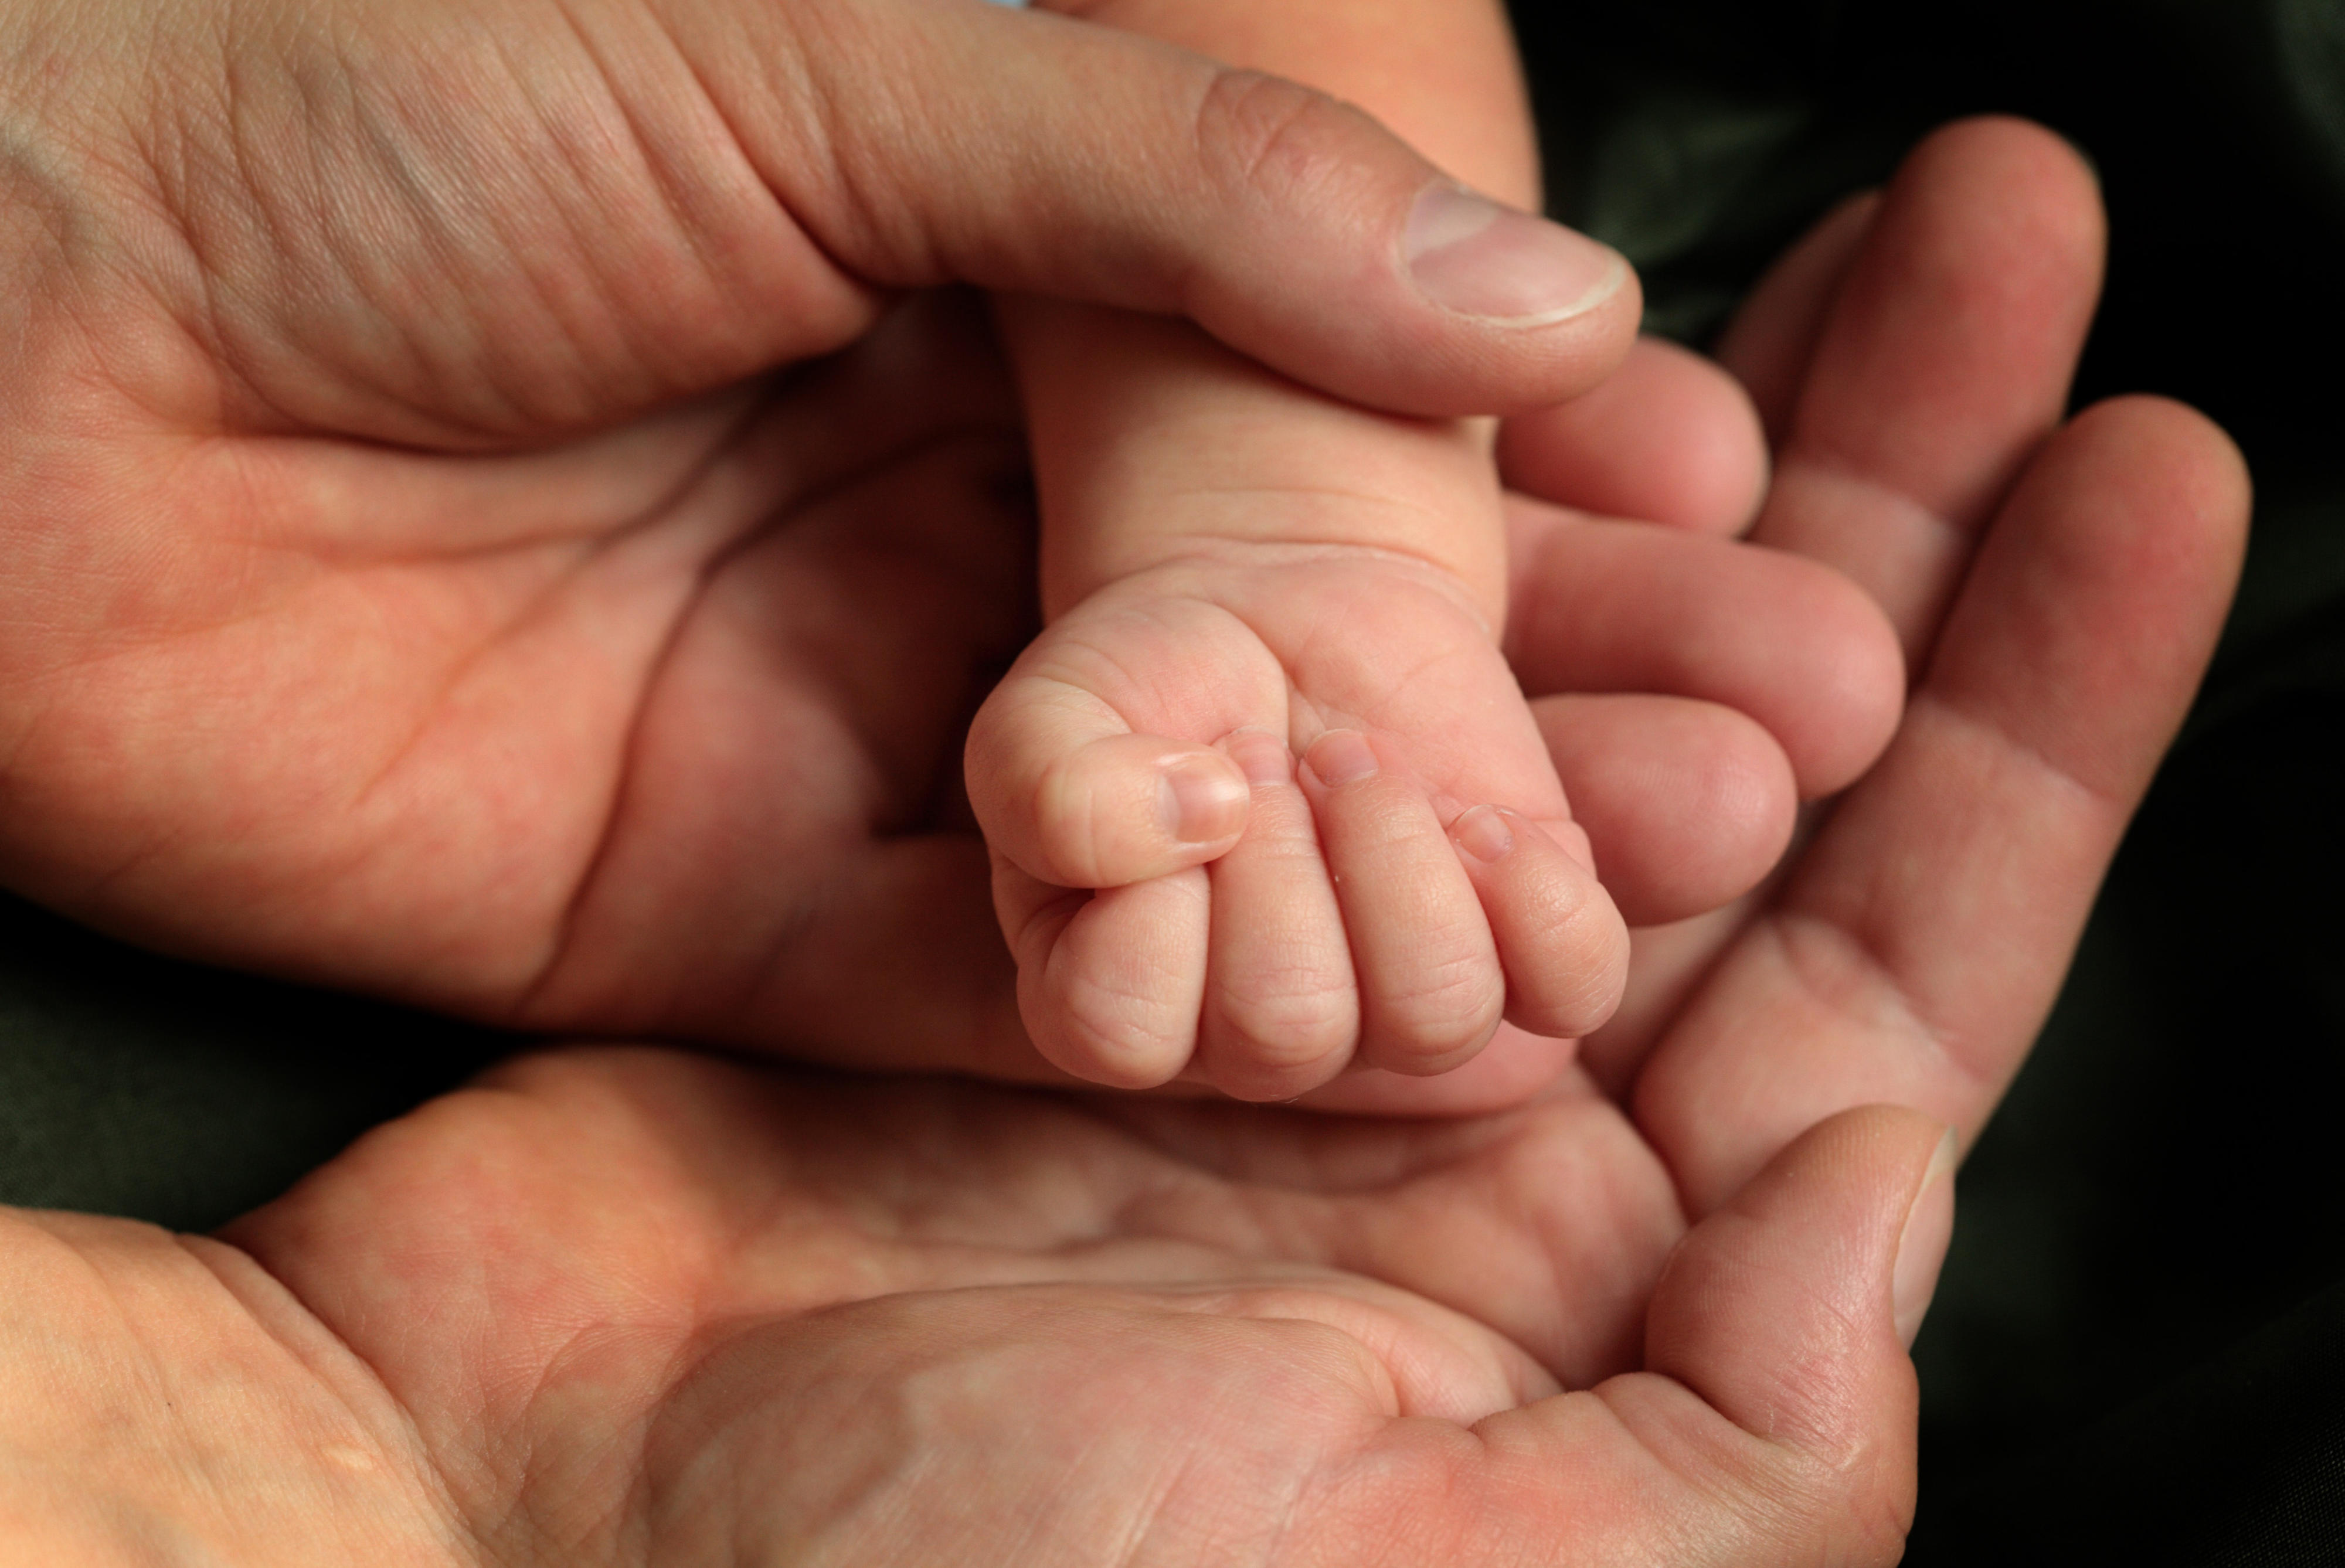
0 120 2246 1564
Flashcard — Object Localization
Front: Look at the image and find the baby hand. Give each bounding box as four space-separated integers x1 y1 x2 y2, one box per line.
966 547 1629 1099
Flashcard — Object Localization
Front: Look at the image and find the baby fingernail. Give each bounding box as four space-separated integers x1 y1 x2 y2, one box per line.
1452 805 1514 863
1303 730 1380 788
1224 729 1293 790
1405 185 1628 325
1893 1128 1961 1348
1159 756 1248 845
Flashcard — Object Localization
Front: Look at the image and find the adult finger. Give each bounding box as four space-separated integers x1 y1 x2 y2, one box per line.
1310 1106 1949 1566
674 0 1640 415
1535 693 1797 927
1506 499 1905 798
1713 191 1882 445
1636 398 2250 1212
1747 117 2106 660
1574 115 2115 1107
1497 336 1772 534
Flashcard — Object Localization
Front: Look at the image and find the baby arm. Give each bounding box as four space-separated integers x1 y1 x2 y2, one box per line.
966 0 1641 1098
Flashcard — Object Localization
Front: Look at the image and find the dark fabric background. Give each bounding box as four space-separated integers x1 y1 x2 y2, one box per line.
1 0 2339 1560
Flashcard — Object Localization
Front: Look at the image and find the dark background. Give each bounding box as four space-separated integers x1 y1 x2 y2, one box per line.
1 0 2339 1560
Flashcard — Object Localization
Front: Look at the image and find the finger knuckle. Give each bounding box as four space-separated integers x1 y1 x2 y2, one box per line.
1508 884 1628 1036
1221 974 1359 1069
1035 761 1117 887
1047 973 1193 1089
1193 67 1387 219
1758 1440 1915 1568
1371 958 1504 1068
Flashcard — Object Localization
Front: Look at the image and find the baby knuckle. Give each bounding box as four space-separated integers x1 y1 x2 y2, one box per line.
1050 978 1192 1089
1034 764 1118 887
1223 983 1358 1068
1375 961 1504 1064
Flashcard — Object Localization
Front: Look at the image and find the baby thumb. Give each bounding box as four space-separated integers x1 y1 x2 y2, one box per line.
966 678 1249 891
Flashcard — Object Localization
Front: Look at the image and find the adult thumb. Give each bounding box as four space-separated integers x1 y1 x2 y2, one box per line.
1361 1107 1957 1565
1643 1105 1956 1561
689 0 1639 416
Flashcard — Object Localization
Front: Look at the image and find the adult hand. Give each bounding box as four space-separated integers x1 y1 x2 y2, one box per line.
0 0 1646 1066
5 1052 1946 1565
0 117 2245 1565
1444 117 2249 1183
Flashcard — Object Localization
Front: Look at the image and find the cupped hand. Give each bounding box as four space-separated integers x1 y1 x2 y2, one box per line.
10 1049 1946 1566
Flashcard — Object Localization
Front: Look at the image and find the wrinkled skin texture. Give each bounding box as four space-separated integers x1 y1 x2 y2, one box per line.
0 121 2249 1565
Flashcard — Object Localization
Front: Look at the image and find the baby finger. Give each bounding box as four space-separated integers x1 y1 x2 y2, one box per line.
1448 807 1629 1039
1299 729 1504 1076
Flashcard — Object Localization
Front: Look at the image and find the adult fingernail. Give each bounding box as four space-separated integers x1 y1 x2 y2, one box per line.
1223 729 1293 790
1452 805 1514 863
1892 1127 1960 1348
1158 756 1248 845
1302 730 1380 788
1405 185 1628 325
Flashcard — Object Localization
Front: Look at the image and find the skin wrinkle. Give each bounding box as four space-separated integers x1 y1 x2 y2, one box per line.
1272 596 1500 736
111 8 255 398
470 18 648 406
1090 1111 1593 1382
1821 701 2112 906
341 526 624 955
516 11 821 423
562 26 747 348
1089 1092 1530 1194
148 41 399 438
1757 910 1965 1098
1599 1377 1809 1555
644 0 832 278
215 430 732 568
770 0 947 287
1771 454 1970 610
239 25 484 437
499 1318 680 1562
1916 679 2129 818
1051 887 1212 1059
352 25 678 439
1193 68 1360 243
1101 536 1500 644
54 1222 468 1560
1027 600 1256 719
193 1277 522 1566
